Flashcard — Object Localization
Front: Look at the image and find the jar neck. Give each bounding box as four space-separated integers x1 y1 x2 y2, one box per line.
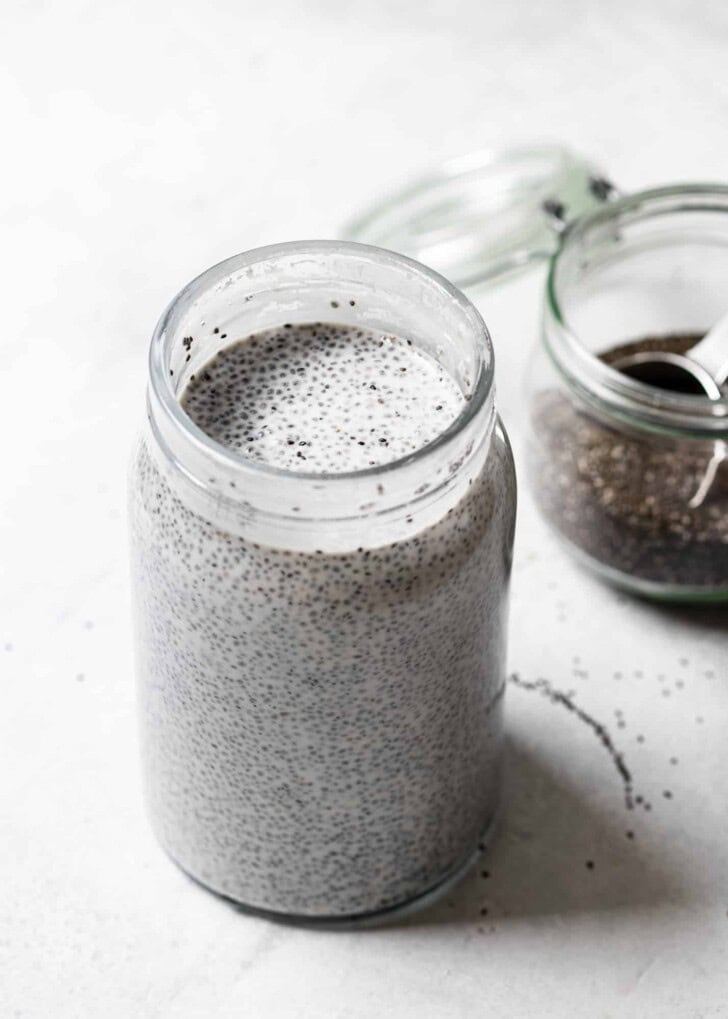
146 241 496 551
545 185 728 439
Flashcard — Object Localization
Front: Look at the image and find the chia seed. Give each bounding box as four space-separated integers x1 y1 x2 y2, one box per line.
529 333 728 593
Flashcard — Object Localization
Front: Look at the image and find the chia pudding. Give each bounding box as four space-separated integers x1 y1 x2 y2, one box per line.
130 248 516 921
180 323 464 472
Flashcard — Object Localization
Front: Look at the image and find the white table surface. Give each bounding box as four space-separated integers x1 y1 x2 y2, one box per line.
2 1 727 1016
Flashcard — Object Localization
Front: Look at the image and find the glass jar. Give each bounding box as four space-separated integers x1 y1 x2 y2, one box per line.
346 152 728 602
527 186 728 601
129 241 517 923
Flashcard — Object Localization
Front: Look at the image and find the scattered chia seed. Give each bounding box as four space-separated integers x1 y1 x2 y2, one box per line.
510 674 634 809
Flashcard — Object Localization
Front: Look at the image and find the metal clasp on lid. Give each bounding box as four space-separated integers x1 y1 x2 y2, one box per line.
343 145 617 289
542 175 619 234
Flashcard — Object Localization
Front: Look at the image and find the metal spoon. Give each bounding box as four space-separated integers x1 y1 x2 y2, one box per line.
613 311 728 393
612 349 723 398
612 315 728 508
687 311 728 386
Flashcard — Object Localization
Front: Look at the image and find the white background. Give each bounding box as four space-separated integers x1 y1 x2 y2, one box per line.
1 1 727 1016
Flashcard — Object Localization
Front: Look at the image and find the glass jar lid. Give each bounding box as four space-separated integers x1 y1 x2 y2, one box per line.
343 144 614 288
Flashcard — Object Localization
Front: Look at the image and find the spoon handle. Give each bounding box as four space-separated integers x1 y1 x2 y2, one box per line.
688 311 728 385
688 442 726 509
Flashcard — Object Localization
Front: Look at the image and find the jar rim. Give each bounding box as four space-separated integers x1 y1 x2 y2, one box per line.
546 183 728 437
148 239 495 488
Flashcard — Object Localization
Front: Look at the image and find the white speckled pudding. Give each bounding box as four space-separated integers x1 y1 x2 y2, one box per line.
130 242 516 922
181 324 464 472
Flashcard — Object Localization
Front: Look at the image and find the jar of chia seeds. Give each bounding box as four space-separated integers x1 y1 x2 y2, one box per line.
347 149 728 601
129 241 516 923
528 186 728 601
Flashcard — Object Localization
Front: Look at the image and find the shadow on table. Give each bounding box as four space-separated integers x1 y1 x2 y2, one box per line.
641 601 728 634
400 736 689 928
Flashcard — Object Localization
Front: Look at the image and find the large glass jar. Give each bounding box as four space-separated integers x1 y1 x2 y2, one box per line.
526 187 728 601
129 241 517 922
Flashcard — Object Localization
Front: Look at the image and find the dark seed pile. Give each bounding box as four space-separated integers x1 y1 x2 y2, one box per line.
529 334 728 593
181 323 463 472
130 322 516 918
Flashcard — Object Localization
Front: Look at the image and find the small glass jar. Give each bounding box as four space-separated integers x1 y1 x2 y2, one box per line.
129 241 516 922
347 152 728 602
527 186 728 601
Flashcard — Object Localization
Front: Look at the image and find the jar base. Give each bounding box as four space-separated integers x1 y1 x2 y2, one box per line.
554 532 728 604
159 808 501 930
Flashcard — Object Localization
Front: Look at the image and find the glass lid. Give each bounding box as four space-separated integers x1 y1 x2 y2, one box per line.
342 144 613 289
